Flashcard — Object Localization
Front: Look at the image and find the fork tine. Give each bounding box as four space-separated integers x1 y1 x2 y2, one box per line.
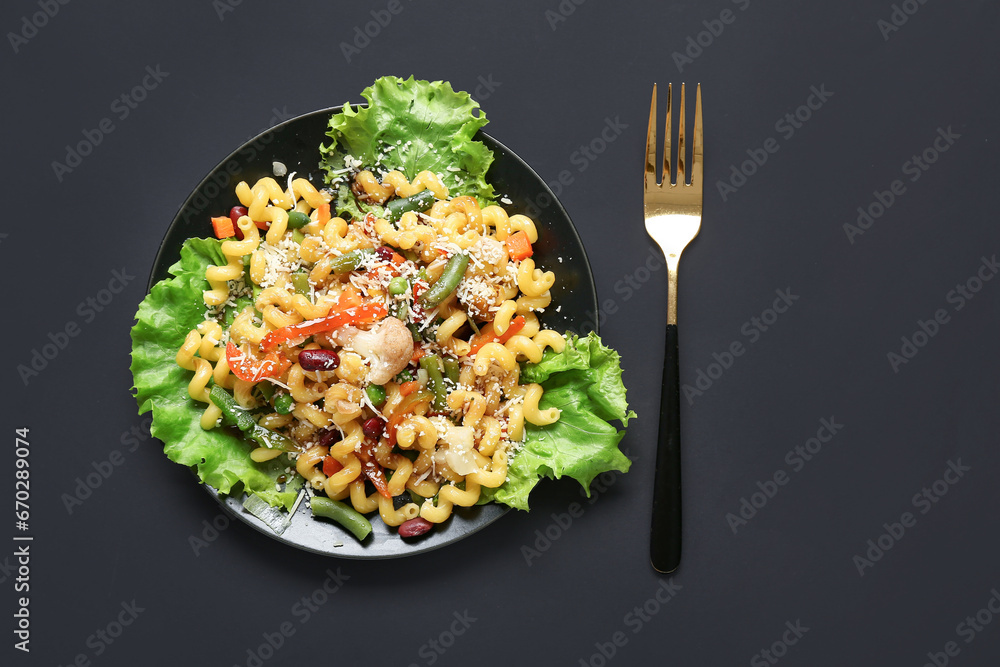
663 83 672 186
691 83 703 188
675 83 686 186
645 84 658 190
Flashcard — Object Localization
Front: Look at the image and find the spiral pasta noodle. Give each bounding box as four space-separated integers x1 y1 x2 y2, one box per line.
175 165 567 531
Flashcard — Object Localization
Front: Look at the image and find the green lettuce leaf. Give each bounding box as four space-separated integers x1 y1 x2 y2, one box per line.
130 238 301 511
319 75 496 213
481 332 636 510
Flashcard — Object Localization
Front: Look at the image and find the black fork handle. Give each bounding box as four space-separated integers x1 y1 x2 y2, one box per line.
650 322 681 573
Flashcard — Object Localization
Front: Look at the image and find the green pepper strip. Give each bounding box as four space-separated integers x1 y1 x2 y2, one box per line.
419 354 448 411
386 189 435 223
443 358 460 384
256 381 275 402
224 296 253 328
209 385 296 451
419 253 470 307
291 271 310 295
328 248 374 274
310 496 372 541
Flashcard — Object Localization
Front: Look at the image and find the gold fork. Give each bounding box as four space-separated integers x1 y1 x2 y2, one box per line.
644 82 703 574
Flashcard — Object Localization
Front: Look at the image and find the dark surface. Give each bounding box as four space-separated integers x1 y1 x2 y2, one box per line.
4 1 999 665
156 108 597 558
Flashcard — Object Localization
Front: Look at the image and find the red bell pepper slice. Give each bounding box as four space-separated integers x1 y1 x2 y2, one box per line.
356 440 391 499
468 316 527 354
322 456 343 477
225 341 290 382
259 303 388 353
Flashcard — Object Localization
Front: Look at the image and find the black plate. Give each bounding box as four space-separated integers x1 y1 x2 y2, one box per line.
146 106 598 558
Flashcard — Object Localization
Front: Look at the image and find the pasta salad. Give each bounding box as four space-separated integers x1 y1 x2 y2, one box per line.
131 77 634 542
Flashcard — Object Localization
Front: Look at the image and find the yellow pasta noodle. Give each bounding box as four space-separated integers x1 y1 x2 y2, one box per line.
173 167 574 536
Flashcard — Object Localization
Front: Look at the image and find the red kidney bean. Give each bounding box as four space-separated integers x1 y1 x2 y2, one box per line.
298 349 340 371
398 517 433 538
316 428 339 448
375 245 395 261
362 417 384 440
229 206 249 239
229 205 248 225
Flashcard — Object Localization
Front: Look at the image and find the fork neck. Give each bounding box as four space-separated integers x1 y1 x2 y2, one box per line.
665 254 680 325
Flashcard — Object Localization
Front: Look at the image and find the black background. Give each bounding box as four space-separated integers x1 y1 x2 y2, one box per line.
4 1 999 665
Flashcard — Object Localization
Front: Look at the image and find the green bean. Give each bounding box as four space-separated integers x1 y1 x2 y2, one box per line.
443 358 460 384
419 354 447 410
252 426 297 451
328 248 374 274
286 211 311 229
273 393 294 414
386 189 435 223
388 276 408 296
210 385 255 431
419 253 469 307
310 496 372 541
420 317 442 344
291 229 305 244
209 386 296 451
365 384 386 407
291 271 310 295
391 299 409 322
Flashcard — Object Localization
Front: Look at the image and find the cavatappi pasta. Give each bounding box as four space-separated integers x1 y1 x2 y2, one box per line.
179 168 566 532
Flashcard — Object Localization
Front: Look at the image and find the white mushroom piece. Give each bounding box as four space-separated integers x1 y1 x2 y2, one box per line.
331 316 413 385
